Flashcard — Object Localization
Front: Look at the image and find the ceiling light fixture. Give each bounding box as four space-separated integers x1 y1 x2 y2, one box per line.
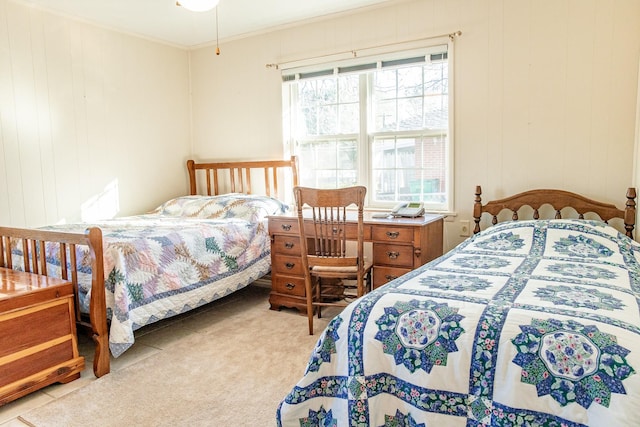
176 0 219 12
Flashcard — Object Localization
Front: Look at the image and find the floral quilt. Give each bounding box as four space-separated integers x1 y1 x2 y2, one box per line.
277 219 640 426
12 194 287 357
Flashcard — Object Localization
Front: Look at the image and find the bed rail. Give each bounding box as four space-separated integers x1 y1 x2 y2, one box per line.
0 226 109 378
186 156 299 198
473 186 637 238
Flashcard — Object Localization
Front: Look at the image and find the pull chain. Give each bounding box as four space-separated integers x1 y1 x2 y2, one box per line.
215 7 220 55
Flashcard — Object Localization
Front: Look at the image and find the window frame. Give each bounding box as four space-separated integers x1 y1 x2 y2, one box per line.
282 39 455 214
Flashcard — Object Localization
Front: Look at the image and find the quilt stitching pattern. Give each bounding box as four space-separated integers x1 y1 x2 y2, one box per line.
278 219 640 426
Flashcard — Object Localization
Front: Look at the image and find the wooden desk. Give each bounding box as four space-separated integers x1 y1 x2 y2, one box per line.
267 212 444 314
0 268 85 406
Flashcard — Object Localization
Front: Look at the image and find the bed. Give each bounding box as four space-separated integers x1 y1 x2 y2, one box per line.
276 186 640 426
0 156 298 378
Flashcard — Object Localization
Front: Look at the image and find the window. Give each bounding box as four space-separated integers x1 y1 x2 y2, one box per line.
282 43 452 212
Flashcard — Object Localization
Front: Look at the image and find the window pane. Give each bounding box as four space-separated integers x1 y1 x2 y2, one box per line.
315 170 339 188
397 97 423 130
373 70 397 100
298 106 317 136
318 79 337 104
372 169 396 201
398 67 423 97
338 140 357 169
373 66 433 133
372 138 396 168
337 170 358 187
316 141 337 169
424 95 448 129
339 75 359 103
297 139 358 189
371 135 447 204
298 80 317 106
297 75 359 137
424 63 447 95
318 105 337 135
339 103 359 134
373 99 397 131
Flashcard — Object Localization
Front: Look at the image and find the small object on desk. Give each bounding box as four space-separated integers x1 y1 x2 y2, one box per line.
391 202 425 217
371 212 392 219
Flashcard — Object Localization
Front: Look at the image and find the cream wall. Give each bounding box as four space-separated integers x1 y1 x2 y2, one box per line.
190 0 640 251
0 0 191 227
2 0 639 253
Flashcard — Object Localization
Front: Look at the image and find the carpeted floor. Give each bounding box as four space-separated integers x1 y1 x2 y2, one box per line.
18 285 331 427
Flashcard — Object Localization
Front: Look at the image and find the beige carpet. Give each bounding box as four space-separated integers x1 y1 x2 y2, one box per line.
20 285 330 427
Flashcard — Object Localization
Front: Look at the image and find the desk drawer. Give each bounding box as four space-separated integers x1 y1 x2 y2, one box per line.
272 235 300 255
269 218 299 236
373 266 410 289
373 243 414 268
272 254 304 276
372 226 413 243
272 275 306 297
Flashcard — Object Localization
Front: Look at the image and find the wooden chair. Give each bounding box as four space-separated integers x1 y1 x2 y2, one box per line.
293 186 373 335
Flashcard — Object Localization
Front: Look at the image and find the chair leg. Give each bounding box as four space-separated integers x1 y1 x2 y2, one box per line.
306 278 314 335
316 277 322 319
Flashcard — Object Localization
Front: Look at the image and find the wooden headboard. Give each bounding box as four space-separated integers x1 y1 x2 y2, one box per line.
186 156 299 198
473 186 637 238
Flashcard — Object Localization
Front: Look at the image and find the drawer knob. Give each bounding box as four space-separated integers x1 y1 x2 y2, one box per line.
386 231 400 239
284 242 295 249
285 262 295 269
386 251 400 259
281 224 292 231
285 283 296 290
385 275 398 281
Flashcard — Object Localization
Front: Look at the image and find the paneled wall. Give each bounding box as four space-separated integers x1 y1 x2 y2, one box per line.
0 0 191 227
190 0 640 250
1 0 639 252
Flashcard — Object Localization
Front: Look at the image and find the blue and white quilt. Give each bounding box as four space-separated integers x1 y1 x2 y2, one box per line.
277 219 640 426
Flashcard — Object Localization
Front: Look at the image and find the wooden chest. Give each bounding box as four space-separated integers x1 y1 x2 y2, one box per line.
0 268 85 406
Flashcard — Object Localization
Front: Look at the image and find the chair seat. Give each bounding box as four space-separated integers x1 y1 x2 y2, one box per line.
310 260 373 275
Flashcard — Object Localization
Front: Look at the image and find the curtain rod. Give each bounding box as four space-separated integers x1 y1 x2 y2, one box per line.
266 30 461 70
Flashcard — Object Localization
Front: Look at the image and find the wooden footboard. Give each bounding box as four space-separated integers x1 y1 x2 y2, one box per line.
473 186 637 238
0 226 109 378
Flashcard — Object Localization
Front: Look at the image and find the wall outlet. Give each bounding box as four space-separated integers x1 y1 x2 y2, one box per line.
459 220 470 237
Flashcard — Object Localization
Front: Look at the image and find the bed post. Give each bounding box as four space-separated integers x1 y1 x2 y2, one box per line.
624 187 636 239
86 227 109 377
473 185 483 234
187 160 197 195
